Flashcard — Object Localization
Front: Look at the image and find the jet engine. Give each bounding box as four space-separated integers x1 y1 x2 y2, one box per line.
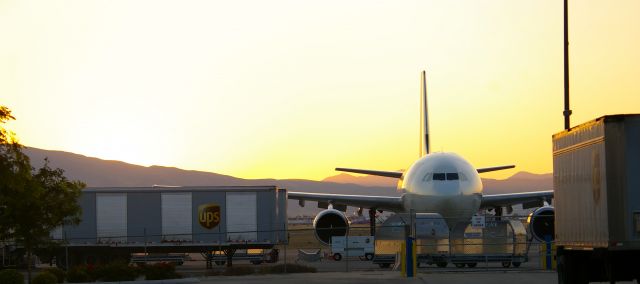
313 209 350 245
527 206 555 242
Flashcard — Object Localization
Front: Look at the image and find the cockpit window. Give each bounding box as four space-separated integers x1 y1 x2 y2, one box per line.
446 173 459 180
422 173 432 182
433 173 446 180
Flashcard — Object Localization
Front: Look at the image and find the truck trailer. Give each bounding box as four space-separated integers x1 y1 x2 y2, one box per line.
46 186 287 268
553 115 640 283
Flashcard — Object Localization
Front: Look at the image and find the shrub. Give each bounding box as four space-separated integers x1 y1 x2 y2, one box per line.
66 266 92 283
96 261 137 282
32 271 58 284
43 267 66 283
142 262 182 280
0 269 24 284
222 266 255 276
259 263 317 274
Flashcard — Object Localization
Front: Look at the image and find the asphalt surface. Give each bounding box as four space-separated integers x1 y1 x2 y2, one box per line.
198 271 559 284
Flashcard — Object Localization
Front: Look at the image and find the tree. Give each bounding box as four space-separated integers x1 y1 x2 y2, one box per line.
0 106 84 283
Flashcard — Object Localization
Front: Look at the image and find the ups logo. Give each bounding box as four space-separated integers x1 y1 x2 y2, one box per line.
198 203 221 229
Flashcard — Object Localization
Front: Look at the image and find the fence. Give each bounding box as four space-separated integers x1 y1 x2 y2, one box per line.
0 214 557 275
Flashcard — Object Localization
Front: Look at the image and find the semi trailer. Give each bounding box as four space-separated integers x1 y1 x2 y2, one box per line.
40 185 288 268
553 115 640 283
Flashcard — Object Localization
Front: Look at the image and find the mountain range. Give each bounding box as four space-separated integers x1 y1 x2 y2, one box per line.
23 147 552 216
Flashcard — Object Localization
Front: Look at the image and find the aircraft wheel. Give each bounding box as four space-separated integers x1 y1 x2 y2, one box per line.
333 253 342 261
364 253 374 261
501 261 511 268
512 262 521 268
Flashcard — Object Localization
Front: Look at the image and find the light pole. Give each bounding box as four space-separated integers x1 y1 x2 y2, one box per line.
563 0 571 130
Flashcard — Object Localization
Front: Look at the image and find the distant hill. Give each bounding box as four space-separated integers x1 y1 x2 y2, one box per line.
482 171 552 195
23 147 399 216
23 147 551 217
323 173 399 187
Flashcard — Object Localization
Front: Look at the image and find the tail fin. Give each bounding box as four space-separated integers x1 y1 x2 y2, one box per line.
420 70 430 157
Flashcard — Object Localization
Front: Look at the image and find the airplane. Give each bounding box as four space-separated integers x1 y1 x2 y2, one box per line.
288 71 554 245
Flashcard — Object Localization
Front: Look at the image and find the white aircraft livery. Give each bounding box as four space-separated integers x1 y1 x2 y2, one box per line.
288 71 554 245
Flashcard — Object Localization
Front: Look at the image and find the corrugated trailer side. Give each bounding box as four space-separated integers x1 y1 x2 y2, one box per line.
553 118 609 248
56 186 287 268
553 115 640 248
553 114 640 283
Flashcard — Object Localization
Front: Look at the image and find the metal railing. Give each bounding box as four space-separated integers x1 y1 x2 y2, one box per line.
1 215 558 275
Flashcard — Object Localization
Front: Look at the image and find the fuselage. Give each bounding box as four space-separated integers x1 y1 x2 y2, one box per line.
398 152 483 226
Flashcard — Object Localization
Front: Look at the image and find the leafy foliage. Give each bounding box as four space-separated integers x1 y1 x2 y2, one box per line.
42 267 66 283
66 266 92 283
0 105 85 282
32 271 58 284
95 261 138 282
0 269 25 284
140 262 182 280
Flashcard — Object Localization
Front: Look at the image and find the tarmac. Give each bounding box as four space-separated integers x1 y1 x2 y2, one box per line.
197 271 560 284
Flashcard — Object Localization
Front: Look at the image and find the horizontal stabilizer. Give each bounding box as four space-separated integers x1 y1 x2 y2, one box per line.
335 168 403 178
477 165 515 173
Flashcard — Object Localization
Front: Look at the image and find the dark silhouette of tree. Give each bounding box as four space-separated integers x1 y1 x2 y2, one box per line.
0 106 84 283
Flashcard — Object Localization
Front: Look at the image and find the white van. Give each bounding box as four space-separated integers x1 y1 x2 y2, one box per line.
331 236 375 261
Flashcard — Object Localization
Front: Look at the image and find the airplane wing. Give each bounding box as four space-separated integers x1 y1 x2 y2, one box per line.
335 164 515 178
477 165 515 173
480 190 554 209
335 168 403 178
288 191 404 212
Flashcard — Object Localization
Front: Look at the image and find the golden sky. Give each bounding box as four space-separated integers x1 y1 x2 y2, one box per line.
1 0 639 181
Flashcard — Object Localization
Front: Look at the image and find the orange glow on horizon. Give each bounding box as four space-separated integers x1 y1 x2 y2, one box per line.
1 0 638 181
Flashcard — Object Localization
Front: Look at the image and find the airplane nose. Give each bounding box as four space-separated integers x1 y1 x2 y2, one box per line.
436 181 461 196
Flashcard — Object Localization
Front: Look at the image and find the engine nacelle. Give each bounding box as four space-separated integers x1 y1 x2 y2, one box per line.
527 206 555 242
313 209 350 245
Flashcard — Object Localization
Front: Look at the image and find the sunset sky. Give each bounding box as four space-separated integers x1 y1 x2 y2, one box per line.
1 0 639 181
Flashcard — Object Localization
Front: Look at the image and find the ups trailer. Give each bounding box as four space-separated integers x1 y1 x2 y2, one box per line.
553 115 640 283
45 186 287 268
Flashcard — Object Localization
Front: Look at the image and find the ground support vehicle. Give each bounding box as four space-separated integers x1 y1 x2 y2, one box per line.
373 213 450 268
44 186 287 268
372 213 528 268
448 219 528 268
330 236 374 261
204 248 279 266
553 115 640 283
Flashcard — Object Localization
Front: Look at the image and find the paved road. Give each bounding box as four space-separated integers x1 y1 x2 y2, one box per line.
198 271 559 284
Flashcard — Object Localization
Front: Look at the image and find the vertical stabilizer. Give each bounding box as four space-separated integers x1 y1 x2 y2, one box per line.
420 70 430 157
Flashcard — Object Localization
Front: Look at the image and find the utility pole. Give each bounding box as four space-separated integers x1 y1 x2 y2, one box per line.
563 0 572 130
